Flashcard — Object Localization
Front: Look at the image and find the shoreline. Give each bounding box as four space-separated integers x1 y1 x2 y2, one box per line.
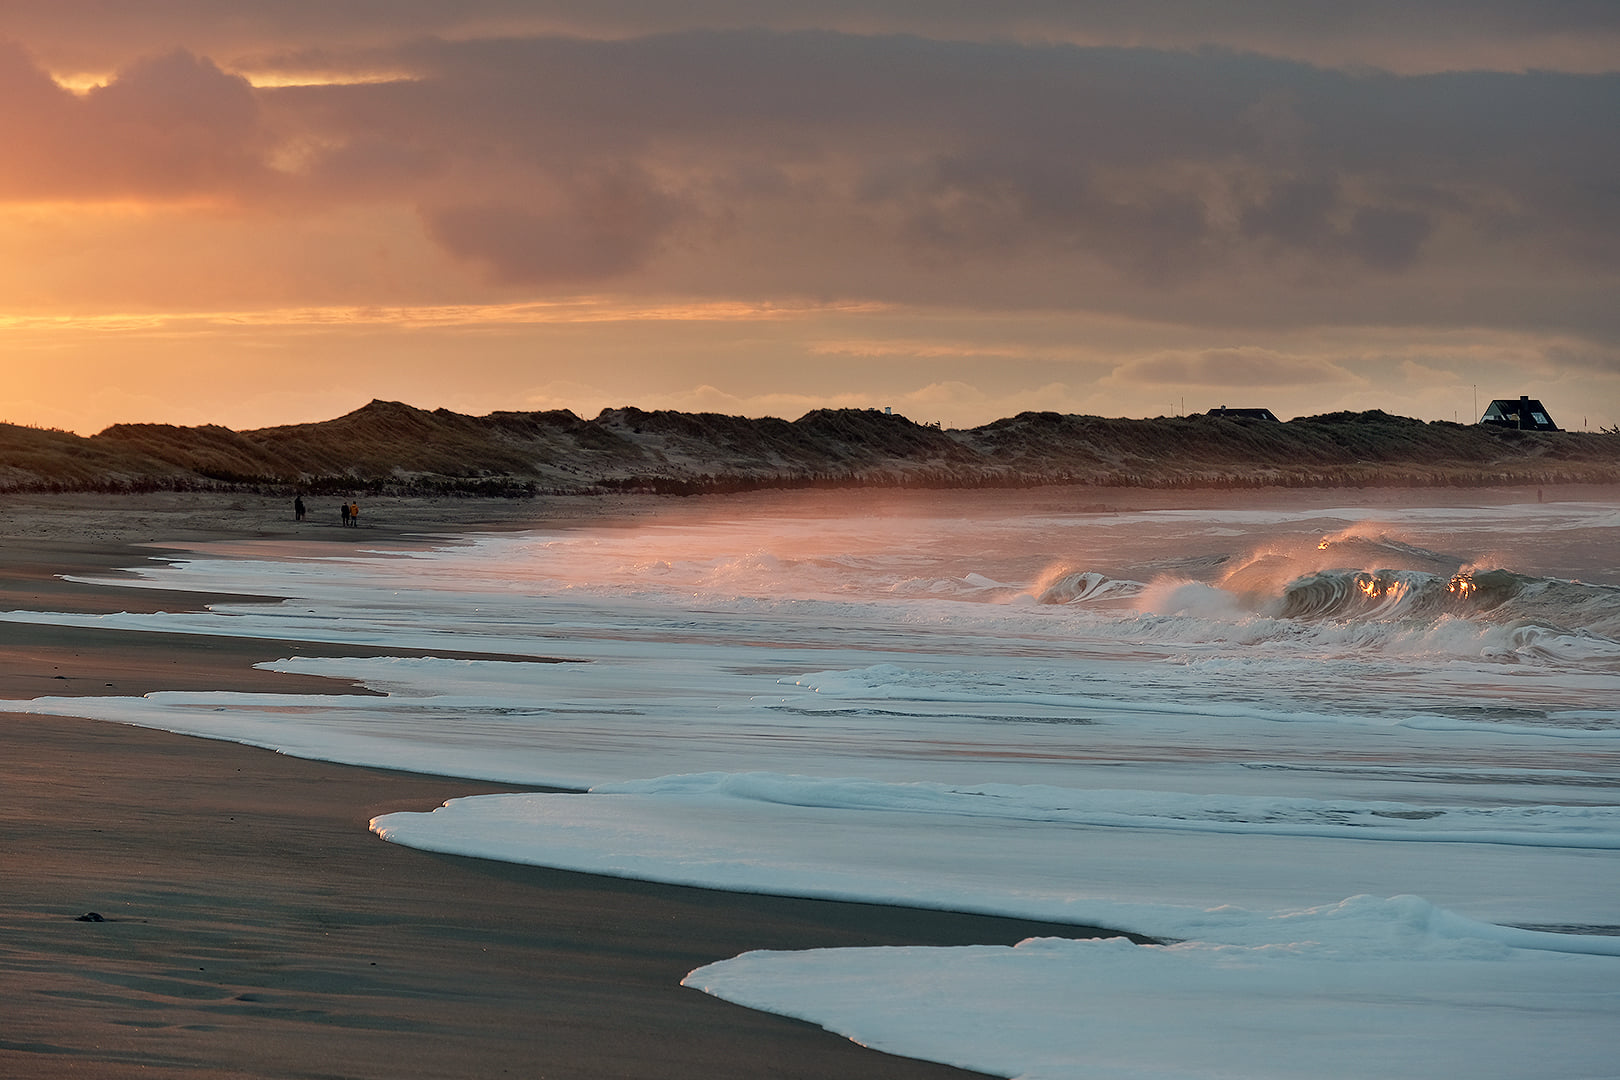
3 710 1115 1080
6 484 1614 1077
0 492 1127 1079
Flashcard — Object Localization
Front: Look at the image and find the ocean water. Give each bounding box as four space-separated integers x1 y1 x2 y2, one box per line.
7 488 1619 1079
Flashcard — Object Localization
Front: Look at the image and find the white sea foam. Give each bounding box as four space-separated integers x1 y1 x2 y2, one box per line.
593 771 1620 848
4 489 1619 1079
685 919 1620 1080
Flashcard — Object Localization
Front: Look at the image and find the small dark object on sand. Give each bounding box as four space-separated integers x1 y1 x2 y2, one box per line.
75 912 106 922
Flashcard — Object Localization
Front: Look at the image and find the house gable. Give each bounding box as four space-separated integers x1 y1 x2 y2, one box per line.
1481 396 1559 432
1206 406 1280 421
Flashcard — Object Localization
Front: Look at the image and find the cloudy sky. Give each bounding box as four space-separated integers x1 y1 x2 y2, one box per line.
5 2 1618 434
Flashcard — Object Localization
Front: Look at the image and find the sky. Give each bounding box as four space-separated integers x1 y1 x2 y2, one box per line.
4 2 1619 435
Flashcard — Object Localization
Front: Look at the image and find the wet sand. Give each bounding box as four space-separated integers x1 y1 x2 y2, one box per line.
0 492 1130 1079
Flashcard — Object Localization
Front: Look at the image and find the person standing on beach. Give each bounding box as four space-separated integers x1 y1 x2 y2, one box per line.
294 495 306 521
340 501 350 527
349 501 360 527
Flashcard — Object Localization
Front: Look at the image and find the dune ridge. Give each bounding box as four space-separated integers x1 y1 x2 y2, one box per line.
4 401 1617 495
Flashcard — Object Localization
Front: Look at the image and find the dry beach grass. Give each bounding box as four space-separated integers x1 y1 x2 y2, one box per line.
7 402 1619 496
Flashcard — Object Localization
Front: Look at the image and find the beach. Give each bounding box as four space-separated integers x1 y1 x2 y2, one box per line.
1 493 1115 1080
5 486 1617 1080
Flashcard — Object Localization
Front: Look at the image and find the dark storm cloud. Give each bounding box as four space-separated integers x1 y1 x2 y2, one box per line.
422 168 680 284
1240 178 1434 271
6 28 1618 310
1112 348 1357 388
12 1 1620 73
1546 342 1620 375
0 43 268 198
290 31 1613 287
883 152 1216 283
1344 208 1433 272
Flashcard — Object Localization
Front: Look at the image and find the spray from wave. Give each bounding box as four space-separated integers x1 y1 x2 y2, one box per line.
1015 526 1620 666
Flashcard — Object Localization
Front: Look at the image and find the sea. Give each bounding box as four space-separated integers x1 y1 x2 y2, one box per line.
7 486 1619 1080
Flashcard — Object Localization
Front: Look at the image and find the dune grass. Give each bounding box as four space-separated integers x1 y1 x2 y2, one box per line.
3 401 1616 496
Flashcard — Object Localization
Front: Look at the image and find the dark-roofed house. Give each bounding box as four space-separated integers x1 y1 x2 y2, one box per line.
1206 406 1280 421
1480 396 1559 432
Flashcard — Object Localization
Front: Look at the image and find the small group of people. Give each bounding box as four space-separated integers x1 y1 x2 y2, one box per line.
292 495 360 527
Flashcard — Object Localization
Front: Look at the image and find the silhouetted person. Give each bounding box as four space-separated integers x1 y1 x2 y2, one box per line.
340 501 350 527
294 495 306 521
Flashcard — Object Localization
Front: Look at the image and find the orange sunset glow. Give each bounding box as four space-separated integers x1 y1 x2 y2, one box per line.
4 3 1619 435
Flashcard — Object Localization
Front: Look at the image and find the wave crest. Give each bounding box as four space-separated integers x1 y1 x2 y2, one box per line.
1035 570 1144 605
1269 566 1620 641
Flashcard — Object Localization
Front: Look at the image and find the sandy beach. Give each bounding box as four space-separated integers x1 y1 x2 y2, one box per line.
0 492 1124 1079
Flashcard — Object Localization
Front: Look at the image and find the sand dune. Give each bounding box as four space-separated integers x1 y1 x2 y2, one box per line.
5 401 1617 495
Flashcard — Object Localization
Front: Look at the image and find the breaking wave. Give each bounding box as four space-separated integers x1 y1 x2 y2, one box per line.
1276 568 1499 621
1007 560 1620 670
1272 567 1620 640
1034 570 1144 605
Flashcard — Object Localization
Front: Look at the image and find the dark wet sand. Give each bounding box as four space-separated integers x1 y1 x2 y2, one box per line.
0 493 1131 1079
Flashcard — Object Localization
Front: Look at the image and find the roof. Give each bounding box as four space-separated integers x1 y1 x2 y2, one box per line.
1205 406 1280 421
1480 397 1559 432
